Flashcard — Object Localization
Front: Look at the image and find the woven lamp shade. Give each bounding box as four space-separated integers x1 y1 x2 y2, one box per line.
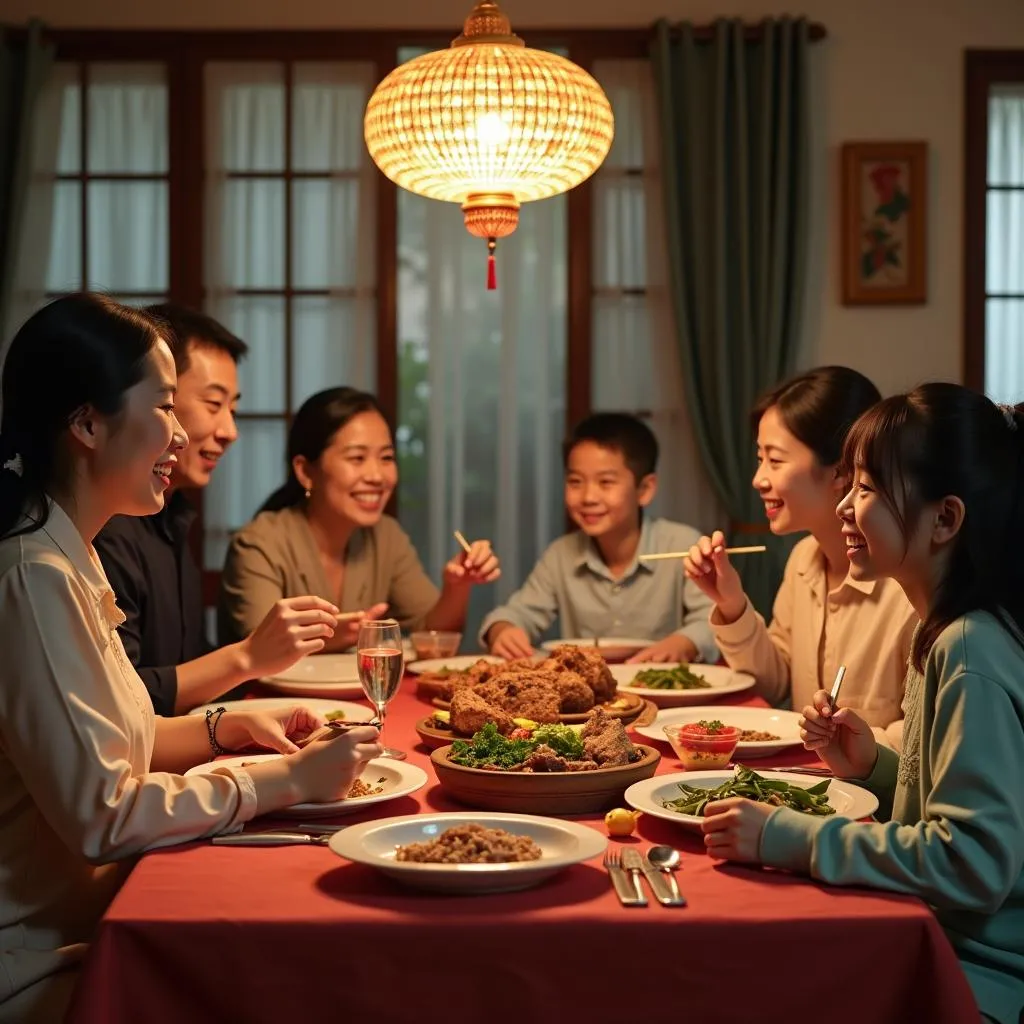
364 0 614 287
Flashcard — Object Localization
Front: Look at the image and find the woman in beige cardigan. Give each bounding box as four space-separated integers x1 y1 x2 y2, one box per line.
685 367 917 749
219 387 501 648
0 296 381 1022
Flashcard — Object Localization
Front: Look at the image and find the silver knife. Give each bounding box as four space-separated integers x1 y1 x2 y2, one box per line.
620 848 652 906
639 851 687 907
212 832 331 846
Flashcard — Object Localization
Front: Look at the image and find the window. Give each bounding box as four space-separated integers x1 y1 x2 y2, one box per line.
46 62 169 307
38 31 713 622
201 61 378 568
964 51 1024 399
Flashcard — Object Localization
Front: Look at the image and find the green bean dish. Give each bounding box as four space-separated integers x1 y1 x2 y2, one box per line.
630 664 711 690
662 765 836 817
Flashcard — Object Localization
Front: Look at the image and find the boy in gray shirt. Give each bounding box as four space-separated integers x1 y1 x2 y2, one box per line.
481 413 717 663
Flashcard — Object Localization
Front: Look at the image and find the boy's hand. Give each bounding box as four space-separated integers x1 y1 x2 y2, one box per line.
443 539 501 588
487 622 534 660
627 634 699 664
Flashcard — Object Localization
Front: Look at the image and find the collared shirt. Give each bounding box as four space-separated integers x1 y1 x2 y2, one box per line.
477 517 719 662
217 506 440 644
0 501 255 1013
94 493 213 717
711 534 917 748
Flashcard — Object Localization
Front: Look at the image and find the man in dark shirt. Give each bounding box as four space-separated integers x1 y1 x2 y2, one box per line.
95 305 341 716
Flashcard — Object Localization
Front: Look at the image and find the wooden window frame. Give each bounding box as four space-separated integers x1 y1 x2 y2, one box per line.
963 49 1024 390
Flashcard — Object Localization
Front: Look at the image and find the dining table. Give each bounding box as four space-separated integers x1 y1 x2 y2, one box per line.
67 674 980 1024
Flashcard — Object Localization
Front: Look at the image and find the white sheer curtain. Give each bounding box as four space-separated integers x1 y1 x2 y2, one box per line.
396 180 566 643
1 59 61 352
590 60 723 533
202 61 378 569
984 84 1024 404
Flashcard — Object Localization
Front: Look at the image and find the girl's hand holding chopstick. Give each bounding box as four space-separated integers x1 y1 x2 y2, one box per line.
798 687 877 780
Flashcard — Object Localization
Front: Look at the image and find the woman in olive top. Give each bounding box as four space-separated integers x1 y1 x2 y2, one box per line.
685 367 917 748
219 387 500 646
702 384 1024 1024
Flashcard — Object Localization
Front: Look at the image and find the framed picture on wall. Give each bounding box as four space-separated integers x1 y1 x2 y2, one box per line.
840 141 928 305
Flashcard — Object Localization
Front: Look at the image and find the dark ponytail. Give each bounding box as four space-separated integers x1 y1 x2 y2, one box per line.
259 387 390 513
751 366 882 466
0 294 164 539
844 382 1024 669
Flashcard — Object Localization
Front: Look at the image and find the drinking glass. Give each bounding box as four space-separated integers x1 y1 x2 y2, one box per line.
356 618 405 760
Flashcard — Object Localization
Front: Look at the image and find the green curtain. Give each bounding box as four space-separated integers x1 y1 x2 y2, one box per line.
651 18 811 616
0 21 54 344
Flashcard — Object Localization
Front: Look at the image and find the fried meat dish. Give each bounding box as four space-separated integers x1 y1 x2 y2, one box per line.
474 673 562 724
581 707 636 767
549 645 617 703
450 688 516 736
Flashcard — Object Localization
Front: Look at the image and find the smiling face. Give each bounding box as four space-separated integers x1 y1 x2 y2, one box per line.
564 441 654 541
85 339 188 516
752 405 846 536
296 410 397 528
167 343 240 492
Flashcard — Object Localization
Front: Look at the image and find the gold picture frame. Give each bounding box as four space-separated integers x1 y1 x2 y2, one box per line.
841 141 928 305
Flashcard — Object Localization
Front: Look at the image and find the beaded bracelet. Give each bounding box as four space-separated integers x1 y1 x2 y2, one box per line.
205 706 228 758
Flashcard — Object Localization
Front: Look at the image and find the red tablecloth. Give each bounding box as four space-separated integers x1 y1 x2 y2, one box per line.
68 683 979 1024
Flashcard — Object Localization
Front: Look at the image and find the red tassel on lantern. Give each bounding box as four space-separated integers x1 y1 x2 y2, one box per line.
486 238 497 290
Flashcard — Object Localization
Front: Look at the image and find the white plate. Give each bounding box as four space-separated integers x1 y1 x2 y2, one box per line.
609 663 755 706
624 769 879 831
188 698 375 722
405 654 506 676
259 654 365 698
635 706 804 757
540 637 650 655
185 755 427 818
329 811 607 894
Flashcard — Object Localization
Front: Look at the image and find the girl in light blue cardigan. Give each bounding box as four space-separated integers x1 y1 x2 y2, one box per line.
699 383 1024 1024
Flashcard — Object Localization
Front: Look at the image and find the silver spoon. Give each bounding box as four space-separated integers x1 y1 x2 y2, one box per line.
646 845 684 903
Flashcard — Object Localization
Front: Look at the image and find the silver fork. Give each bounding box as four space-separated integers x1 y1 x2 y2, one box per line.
603 849 647 907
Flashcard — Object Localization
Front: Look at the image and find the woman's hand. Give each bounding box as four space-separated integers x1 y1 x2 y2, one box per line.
799 690 878 780
218 705 325 756
682 531 747 622
443 539 501 588
700 798 777 863
289 725 383 804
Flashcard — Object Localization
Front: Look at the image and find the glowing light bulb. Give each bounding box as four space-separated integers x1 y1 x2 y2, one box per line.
475 112 511 147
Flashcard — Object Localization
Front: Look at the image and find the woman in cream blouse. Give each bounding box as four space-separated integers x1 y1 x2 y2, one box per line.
685 367 917 749
219 387 501 646
0 295 381 1022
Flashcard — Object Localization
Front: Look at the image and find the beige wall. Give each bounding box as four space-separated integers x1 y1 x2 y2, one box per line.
12 0 1024 395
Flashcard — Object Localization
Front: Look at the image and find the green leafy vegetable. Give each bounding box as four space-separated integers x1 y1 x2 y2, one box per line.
661 765 836 817
449 723 535 769
632 665 711 690
531 723 585 760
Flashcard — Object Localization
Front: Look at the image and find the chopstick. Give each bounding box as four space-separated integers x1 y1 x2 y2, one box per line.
295 719 382 749
828 664 847 713
453 530 472 554
639 545 766 562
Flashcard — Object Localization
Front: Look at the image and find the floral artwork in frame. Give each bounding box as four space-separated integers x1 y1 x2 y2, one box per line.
841 141 928 305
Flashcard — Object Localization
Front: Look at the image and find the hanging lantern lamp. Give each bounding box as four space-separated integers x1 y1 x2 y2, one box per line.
363 1 615 288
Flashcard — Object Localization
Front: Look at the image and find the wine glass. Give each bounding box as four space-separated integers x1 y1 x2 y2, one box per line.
356 618 405 760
